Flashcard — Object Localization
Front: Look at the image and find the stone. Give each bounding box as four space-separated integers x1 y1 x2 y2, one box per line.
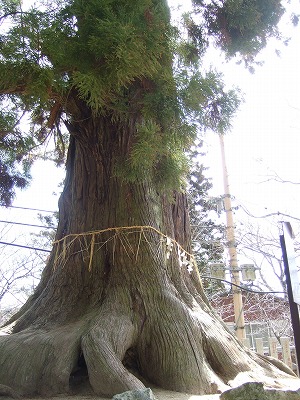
112 388 156 400
220 382 300 400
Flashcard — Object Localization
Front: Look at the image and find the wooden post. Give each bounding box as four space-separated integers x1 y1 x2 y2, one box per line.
280 337 293 370
255 338 264 355
219 134 246 341
242 337 250 349
269 337 278 359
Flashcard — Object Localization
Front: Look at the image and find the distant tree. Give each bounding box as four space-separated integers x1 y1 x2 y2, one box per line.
211 290 292 345
0 210 60 325
260 171 300 187
0 224 46 324
0 0 297 397
187 146 225 293
30 212 58 250
236 218 300 296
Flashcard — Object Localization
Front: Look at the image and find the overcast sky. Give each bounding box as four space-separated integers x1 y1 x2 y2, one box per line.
204 26 300 218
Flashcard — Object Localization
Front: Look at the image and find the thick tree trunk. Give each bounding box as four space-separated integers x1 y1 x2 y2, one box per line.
0 105 298 396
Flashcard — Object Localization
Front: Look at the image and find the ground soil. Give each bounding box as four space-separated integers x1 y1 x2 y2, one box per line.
2 381 300 400
0 388 219 400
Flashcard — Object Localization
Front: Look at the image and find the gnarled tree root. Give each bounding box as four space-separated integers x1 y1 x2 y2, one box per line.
0 384 20 399
0 322 84 396
0 294 299 397
82 311 146 396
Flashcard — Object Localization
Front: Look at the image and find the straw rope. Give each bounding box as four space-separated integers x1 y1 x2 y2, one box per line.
52 225 198 275
53 225 195 259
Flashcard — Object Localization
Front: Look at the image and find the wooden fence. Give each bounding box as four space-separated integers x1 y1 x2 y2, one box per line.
242 336 296 372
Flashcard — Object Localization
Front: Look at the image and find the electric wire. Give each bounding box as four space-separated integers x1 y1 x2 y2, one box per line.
0 241 51 253
0 205 56 213
201 275 286 295
0 220 56 229
0 206 291 295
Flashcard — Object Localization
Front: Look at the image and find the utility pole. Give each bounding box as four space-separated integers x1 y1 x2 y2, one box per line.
280 222 300 375
219 134 246 341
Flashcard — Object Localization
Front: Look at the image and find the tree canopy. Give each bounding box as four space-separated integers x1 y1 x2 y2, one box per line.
0 1 298 397
0 0 287 205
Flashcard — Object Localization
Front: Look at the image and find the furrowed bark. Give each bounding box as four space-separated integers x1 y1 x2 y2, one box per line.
0 98 298 397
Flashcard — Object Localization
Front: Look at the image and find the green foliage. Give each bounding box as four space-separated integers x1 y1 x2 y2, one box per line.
0 159 27 206
115 119 191 191
176 13 208 66
31 212 58 249
51 0 173 112
0 95 36 205
0 0 289 203
155 150 190 190
120 120 163 182
192 0 285 66
176 68 243 133
188 145 225 290
0 0 19 17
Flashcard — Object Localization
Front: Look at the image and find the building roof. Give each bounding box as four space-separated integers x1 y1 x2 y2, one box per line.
210 291 290 323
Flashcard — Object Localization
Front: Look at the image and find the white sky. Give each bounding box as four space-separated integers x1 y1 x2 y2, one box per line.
192 2 300 232
10 0 300 218
204 27 300 218
168 0 300 226
3 0 300 227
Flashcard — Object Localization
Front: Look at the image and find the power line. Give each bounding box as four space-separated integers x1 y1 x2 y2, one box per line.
0 205 56 213
202 275 286 295
0 220 56 229
0 241 51 253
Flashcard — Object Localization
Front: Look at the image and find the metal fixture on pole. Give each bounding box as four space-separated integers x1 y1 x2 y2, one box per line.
219 134 246 341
